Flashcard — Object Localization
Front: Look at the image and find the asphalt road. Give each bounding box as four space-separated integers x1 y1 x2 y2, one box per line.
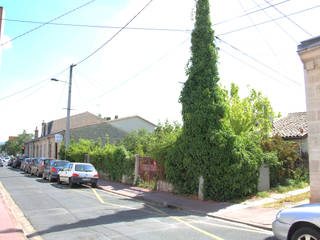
0 167 276 240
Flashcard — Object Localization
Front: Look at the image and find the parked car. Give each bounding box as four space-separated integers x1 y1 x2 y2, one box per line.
30 158 43 176
0 159 3 167
33 158 52 177
58 162 99 188
2 156 10 166
7 157 14 167
21 158 31 171
12 156 24 168
43 160 69 182
272 203 320 240
25 158 37 174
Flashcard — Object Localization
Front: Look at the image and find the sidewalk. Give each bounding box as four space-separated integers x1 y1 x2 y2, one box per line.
98 179 310 230
0 184 25 240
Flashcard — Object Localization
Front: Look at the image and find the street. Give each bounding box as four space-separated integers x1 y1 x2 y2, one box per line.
0 167 275 240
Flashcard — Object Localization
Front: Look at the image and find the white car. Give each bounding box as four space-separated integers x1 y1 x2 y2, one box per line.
272 203 320 240
58 162 99 188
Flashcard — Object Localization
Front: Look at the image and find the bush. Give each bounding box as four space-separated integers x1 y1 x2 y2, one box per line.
60 139 135 183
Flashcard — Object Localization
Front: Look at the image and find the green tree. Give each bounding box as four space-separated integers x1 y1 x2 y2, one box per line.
225 83 277 137
262 135 305 186
3 130 31 156
165 0 261 200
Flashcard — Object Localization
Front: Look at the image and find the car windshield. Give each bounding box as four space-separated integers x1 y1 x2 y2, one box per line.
75 164 95 172
53 161 68 167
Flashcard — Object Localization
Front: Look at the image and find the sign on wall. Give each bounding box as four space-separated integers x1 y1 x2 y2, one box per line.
55 134 63 143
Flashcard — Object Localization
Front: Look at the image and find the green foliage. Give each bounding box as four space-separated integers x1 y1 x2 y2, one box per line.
2 130 31 156
224 83 277 137
165 0 263 201
60 138 134 183
117 129 152 155
262 135 307 187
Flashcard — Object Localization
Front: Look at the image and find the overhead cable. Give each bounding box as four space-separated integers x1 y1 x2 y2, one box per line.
3 4 318 37
217 5 320 36
219 48 291 87
0 67 69 102
262 0 313 37
2 0 291 32
216 36 301 86
76 0 154 66
0 0 97 47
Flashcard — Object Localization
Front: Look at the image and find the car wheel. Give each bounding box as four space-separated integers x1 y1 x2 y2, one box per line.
292 227 320 240
69 178 74 188
42 173 46 180
91 182 97 188
48 174 53 182
57 176 62 184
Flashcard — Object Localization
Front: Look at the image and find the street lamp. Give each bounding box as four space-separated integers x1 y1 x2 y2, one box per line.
51 64 76 149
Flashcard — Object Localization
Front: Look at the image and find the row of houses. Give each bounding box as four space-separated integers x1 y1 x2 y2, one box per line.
24 111 309 160
24 112 156 159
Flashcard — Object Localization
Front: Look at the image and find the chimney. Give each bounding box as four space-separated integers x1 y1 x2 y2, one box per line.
41 121 46 137
115 115 118 119
35 127 39 139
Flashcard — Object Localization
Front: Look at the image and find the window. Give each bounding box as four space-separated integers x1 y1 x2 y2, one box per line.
75 164 95 172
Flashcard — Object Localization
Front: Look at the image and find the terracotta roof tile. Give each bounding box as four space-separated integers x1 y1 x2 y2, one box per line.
273 112 308 139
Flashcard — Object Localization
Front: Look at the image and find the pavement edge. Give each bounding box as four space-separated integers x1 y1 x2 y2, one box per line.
0 182 43 240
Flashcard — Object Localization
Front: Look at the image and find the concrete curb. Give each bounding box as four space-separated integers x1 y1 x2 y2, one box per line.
97 185 273 231
0 182 43 240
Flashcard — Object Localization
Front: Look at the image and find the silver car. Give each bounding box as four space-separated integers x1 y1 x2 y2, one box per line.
272 203 320 240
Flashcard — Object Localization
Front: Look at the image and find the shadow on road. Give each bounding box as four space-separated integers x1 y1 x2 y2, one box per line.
26 203 178 239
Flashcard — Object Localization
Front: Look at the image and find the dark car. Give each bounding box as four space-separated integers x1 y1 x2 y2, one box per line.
33 158 52 177
26 158 37 174
12 156 24 168
43 160 69 182
30 158 42 176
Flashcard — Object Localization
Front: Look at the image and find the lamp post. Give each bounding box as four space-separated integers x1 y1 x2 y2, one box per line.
51 64 76 149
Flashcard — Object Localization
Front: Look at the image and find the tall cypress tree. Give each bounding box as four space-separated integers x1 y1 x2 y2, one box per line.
166 0 260 200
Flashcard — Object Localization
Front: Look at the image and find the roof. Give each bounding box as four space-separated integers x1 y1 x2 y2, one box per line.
48 111 105 134
298 35 320 52
273 112 308 139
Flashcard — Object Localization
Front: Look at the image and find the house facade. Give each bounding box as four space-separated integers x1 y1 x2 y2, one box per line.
24 112 156 159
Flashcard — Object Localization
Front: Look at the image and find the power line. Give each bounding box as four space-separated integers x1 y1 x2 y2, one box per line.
238 0 291 76
213 0 291 26
0 67 69 102
217 5 320 37
0 0 292 33
3 18 192 32
76 0 154 66
216 36 301 86
76 37 190 109
262 0 313 37
16 80 50 103
219 48 292 87
3 3 316 37
250 0 298 44
0 0 97 47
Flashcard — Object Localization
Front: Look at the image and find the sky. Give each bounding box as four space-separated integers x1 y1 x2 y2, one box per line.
0 0 319 142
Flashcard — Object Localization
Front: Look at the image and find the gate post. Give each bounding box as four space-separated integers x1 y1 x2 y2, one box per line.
198 176 204 200
134 154 140 185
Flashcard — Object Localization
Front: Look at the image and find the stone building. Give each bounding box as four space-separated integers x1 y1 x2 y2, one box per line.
298 35 320 203
24 112 156 159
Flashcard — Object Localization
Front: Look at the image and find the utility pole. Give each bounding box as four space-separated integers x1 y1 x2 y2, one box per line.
65 64 76 149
